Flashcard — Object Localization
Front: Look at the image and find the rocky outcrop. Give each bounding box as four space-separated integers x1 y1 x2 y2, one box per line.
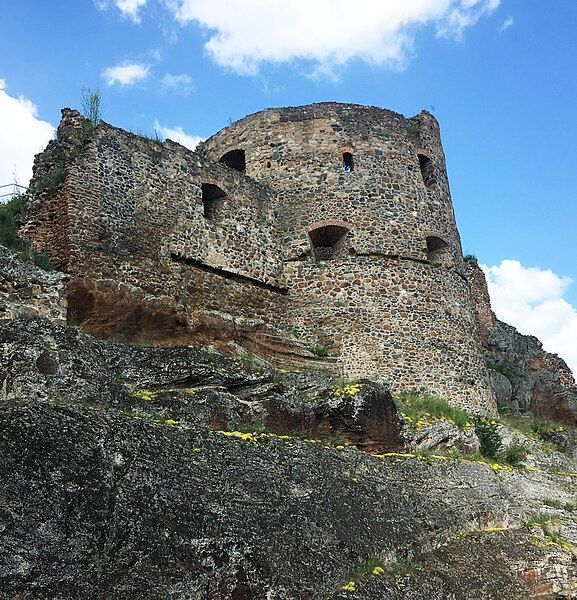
0 245 67 325
1 316 577 598
0 317 403 454
466 260 577 426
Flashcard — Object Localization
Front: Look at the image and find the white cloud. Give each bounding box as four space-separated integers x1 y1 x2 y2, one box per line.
95 0 148 23
482 259 577 375
0 79 54 187
116 0 148 22
101 62 150 86
161 73 194 95
153 119 203 150
167 0 500 76
500 15 514 32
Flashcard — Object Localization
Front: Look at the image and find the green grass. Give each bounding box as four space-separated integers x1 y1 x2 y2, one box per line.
500 443 529 467
239 422 270 435
397 392 472 429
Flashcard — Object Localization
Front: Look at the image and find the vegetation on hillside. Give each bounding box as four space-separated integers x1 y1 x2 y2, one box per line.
0 194 53 270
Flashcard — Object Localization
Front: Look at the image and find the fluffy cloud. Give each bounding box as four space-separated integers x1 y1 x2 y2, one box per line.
500 15 514 32
482 260 577 375
167 0 500 75
101 62 150 86
94 0 148 23
153 119 203 150
161 73 194 95
0 79 54 187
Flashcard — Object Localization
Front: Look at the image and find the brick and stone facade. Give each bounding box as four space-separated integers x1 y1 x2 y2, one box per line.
23 103 497 412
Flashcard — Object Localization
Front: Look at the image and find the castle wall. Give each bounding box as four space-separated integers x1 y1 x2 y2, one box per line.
24 110 287 342
201 103 495 412
24 104 497 412
200 104 464 270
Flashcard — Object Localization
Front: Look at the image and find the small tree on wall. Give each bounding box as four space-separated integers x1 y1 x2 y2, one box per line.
80 87 102 126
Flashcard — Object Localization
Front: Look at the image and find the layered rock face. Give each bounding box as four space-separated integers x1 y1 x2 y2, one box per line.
466 260 577 426
2 315 577 599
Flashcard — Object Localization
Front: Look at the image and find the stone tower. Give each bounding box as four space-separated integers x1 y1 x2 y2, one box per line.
201 103 495 411
24 102 496 413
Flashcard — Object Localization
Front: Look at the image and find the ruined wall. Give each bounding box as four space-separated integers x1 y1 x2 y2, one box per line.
0 246 67 325
24 110 286 343
201 103 495 412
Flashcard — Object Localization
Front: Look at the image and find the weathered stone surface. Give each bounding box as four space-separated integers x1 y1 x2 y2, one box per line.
491 370 513 406
0 317 403 454
0 245 67 325
406 421 480 455
1 316 577 599
466 260 577 426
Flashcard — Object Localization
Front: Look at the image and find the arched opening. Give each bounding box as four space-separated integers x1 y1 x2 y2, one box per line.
309 224 349 261
201 183 227 219
342 152 354 172
426 235 449 265
418 153 435 188
219 149 246 172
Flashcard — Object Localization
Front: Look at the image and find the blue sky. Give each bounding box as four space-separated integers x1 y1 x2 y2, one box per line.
1 0 576 371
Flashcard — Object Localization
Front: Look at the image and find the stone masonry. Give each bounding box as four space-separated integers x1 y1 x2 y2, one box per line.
23 103 497 413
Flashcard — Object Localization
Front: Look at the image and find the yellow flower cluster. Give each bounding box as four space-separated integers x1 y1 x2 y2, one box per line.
164 419 179 427
489 463 513 472
128 387 156 402
372 566 384 576
219 430 259 442
333 383 362 397
340 581 355 592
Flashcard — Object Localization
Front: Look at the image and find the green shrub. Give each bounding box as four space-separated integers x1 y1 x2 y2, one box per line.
501 443 529 467
405 121 421 138
463 254 478 264
80 86 102 126
474 417 502 460
0 194 54 270
309 344 329 357
488 361 523 382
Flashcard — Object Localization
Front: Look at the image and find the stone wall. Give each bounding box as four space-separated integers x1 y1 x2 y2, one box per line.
24 110 287 344
201 103 495 412
0 246 67 325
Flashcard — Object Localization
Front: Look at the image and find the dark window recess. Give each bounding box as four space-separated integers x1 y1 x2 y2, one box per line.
418 153 436 188
201 183 227 219
219 149 246 172
342 152 354 172
309 225 349 261
426 235 449 265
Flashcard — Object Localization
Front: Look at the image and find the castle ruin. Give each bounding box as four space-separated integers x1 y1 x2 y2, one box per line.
23 103 497 413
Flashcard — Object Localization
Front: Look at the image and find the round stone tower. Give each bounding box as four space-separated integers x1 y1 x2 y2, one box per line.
200 103 495 412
